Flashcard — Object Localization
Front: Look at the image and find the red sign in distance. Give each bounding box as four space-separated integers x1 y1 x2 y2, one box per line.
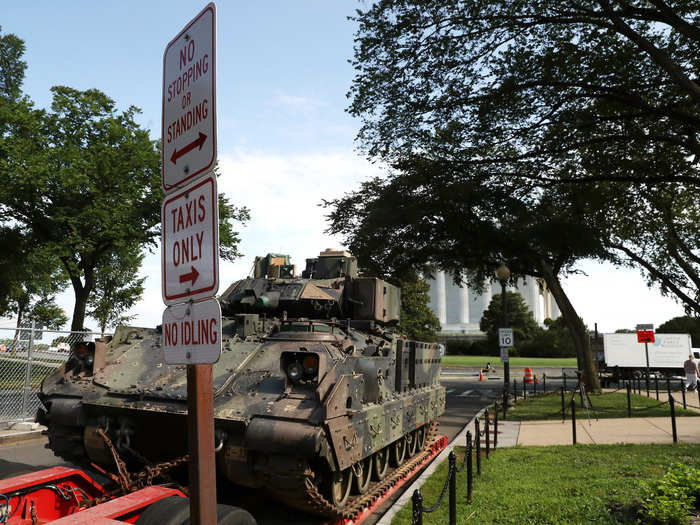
162 2 216 193
161 175 219 305
637 330 655 343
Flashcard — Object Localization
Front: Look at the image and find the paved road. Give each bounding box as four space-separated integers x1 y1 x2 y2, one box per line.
0 376 514 524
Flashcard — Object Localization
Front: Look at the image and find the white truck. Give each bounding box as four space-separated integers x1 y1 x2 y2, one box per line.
602 333 697 376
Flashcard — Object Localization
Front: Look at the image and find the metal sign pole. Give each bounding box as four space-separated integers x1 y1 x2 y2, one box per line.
644 342 650 393
187 364 217 525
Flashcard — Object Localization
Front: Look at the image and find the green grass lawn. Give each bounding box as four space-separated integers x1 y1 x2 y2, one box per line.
442 355 578 368
391 443 700 524
506 391 700 420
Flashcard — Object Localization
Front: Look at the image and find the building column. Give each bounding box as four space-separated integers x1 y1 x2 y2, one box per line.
456 281 469 325
434 270 447 326
550 294 560 319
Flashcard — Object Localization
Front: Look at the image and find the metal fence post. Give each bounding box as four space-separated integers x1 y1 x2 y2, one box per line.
475 418 481 476
466 431 473 503
485 409 490 459
563 371 567 391
627 382 632 418
655 376 659 400
494 402 499 449
502 389 508 420
571 399 577 445
533 374 537 395
666 376 672 401
681 382 687 410
543 372 546 392
412 489 423 525
449 451 456 525
513 379 517 402
669 394 678 444
561 386 565 420
21 321 35 420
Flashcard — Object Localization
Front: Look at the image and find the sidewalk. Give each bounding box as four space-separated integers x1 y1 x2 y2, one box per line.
497 416 700 447
0 422 45 447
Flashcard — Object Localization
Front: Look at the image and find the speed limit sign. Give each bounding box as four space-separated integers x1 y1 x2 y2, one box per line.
499 328 513 347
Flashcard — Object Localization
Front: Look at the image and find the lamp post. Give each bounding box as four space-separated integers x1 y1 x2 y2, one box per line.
495 263 511 386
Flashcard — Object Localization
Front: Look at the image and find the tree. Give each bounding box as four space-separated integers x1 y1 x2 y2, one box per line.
396 272 441 341
325 164 604 390
657 316 700 347
348 1 700 187
87 246 145 334
479 292 540 352
0 85 249 331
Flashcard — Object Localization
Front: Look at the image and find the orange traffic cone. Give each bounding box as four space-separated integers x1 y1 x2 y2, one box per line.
479 370 484 381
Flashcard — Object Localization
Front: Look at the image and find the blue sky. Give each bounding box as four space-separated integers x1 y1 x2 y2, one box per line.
1 1 687 334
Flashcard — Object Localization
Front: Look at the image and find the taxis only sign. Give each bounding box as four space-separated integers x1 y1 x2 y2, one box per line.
161 175 219 305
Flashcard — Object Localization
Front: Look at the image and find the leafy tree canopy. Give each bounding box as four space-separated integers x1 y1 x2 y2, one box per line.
657 316 700 347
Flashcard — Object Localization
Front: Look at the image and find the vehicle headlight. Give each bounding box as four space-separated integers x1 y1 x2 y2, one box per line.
287 361 303 382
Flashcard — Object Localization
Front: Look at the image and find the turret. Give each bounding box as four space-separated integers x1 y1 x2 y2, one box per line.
219 250 401 324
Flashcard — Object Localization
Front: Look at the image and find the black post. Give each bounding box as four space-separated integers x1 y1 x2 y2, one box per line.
466 431 473 503
627 382 632 418
669 394 678 444
697 386 699 409
412 489 423 525
513 379 517 402
563 371 567 391
666 376 671 401
571 399 577 445
475 418 481 476
561 385 566 420
502 389 508 420
655 375 659 400
543 373 546 392
448 451 456 525
533 374 536 395
494 402 499 449
681 382 687 410
485 409 490 459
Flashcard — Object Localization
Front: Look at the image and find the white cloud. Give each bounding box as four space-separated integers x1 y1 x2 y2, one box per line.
269 93 329 114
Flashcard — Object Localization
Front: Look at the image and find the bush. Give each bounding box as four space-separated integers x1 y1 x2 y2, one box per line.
638 463 700 524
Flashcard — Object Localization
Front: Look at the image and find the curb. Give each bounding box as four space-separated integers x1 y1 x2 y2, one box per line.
376 405 491 525
0 430 45 448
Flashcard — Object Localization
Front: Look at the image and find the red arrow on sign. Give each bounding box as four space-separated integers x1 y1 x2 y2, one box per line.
170 132 207 165
179 266 200 286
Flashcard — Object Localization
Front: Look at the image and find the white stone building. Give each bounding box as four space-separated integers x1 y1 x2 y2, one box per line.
426 271 560 336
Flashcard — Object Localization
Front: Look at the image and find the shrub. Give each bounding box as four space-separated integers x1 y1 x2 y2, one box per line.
638 463 700 524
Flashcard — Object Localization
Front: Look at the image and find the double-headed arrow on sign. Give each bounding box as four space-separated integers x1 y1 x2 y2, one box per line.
170 132 207 165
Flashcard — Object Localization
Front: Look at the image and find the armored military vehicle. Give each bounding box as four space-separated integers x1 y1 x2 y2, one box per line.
38 250 445 518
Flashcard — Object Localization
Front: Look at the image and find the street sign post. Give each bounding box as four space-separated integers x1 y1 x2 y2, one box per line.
161 5 218 524
161 175 219 305
162 3 217 193
636 323 655 393
162 298 222 365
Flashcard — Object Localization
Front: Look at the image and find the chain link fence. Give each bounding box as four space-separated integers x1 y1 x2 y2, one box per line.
0 322 110 426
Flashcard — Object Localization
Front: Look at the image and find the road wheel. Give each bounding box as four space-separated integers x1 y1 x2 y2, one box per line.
353 457 372 494
373 447 389 481
328 468 353 508
212 504 257 525
406 431 418 457
390 437 406 467
415 425 427 451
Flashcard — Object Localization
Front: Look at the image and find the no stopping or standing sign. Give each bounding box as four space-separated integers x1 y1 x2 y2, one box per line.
162 3 216 193
161 174 219 305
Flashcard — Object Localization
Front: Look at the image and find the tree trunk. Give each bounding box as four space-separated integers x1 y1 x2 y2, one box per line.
538 260 600 392
11 304 24 355
71 286 89 332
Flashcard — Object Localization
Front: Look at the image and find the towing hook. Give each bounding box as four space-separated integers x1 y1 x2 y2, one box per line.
214 429 227 452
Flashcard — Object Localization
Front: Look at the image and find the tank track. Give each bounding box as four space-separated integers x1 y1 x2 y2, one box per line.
46 423 89 463
269 420 440 520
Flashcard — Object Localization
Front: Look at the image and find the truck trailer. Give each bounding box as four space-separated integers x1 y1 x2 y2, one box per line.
602 333 697 377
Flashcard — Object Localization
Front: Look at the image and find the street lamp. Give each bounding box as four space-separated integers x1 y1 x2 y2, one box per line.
495 263 510 386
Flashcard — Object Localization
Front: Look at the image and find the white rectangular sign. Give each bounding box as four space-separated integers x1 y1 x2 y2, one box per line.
162 2 216 193
162 174 219 305
162 298 222 364
500 347 509 363
499 328 513 348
